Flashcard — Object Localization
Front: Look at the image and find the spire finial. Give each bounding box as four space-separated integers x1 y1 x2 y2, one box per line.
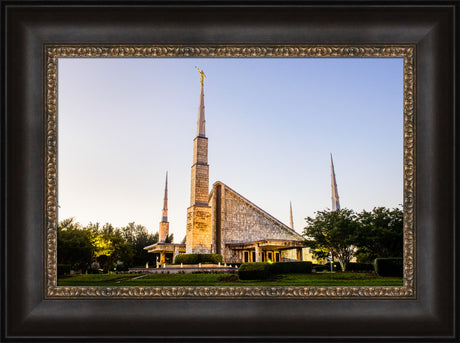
195 67 206 137
195 66 206 86
330 154 341 211
289 201 294 229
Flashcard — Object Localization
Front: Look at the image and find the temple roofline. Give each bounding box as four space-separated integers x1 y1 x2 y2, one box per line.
144 242 186 250
210 181 304 240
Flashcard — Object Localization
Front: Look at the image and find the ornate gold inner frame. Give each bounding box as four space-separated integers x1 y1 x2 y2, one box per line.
45 45 415 299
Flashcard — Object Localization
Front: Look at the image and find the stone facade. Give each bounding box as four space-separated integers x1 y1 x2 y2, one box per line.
190 137 209 205
186 131 212 253
209 182 304 262
186 205 212 253
159 221 169 243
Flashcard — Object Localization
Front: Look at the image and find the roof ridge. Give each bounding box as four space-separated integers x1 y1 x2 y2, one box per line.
211 181 303 240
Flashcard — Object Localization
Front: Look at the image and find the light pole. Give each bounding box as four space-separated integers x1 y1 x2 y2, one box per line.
328 252 333 272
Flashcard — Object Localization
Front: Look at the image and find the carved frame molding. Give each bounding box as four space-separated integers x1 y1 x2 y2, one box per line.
45 45 415 299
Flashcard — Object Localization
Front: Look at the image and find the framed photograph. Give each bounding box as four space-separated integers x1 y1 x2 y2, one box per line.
2 1 457 341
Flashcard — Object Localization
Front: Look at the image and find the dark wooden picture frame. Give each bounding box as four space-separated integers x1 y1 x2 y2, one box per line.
1 1 457 341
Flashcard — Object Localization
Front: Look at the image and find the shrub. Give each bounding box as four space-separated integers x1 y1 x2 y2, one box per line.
115 263 130 272
312 264 328 272
332 262 343 271
269 262 312 274
87 268 103 274
238 262 312 280
57 264 71 276
374 258 403 277
346 262 375 272
312 262 343 272
238 262 272 280
174 253 223 265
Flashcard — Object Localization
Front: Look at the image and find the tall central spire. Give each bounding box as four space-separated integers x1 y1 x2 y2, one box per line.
330 154 341 211
189 67 210 206
186 67 212 253
196 66 206 137
289 201 294 229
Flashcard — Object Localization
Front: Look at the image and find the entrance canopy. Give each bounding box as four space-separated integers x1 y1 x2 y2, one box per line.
144 242 186 264
226 239 304 251
226 239 305 263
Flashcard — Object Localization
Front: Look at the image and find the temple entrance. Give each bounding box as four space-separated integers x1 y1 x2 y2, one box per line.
226 240 305 263
267 252 273 261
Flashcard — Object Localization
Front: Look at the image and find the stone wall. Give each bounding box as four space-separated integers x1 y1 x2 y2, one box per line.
158 221 169 243
186 204 212 253
210 182 304 262
190 137 209 205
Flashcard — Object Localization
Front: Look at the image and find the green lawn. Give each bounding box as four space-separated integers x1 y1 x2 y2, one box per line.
58 272 403 287
58 273 144 285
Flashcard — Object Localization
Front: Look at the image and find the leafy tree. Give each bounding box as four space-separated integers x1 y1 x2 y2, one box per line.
91 233 113 256
121 222 158 267
57 218 93 272
164 233 174 243
354 207 403 263
86 222 101 233
303 209 358 271
92 232 134 272
101 222 122 237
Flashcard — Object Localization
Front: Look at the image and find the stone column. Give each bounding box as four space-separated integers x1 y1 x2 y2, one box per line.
173 246 181 264
296 248 303 261
255 245 262 262
160 251 166 264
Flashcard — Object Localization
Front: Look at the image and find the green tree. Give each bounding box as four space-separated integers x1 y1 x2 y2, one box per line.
58 218 161 272
101 222 122 237
57 218 94 272
121 222 158 267
354 207 403 263
303 209 358 271
92 232 133 272
164 233 174 243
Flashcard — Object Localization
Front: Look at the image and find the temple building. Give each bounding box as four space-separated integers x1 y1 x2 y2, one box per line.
145 68 308 264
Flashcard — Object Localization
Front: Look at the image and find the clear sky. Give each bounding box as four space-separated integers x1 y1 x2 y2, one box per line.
58 57 403 241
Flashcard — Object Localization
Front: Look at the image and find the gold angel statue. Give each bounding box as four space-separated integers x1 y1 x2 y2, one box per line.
195 66 206 85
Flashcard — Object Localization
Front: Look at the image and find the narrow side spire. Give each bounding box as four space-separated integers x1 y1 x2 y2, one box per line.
161 172 168 222
195 66 206 137
330 154 341 211
158 171 170 243
289 201 294 229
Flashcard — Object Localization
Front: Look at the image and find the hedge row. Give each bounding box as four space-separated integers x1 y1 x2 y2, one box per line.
313 262 375 272
238 262 313 280
57 264 71 276
346 262 375 272
313 262 341 272
374 258 403 277
174 253 223 265
238 263 272 280
269 261 313 274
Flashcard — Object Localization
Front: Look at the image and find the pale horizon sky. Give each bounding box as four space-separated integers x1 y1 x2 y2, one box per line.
58 57 403 241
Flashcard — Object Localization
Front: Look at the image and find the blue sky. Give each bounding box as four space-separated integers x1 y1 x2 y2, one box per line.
58 57 403 241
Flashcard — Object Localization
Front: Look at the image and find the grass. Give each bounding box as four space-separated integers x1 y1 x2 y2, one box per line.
58 272 403 287
58 273 143 285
